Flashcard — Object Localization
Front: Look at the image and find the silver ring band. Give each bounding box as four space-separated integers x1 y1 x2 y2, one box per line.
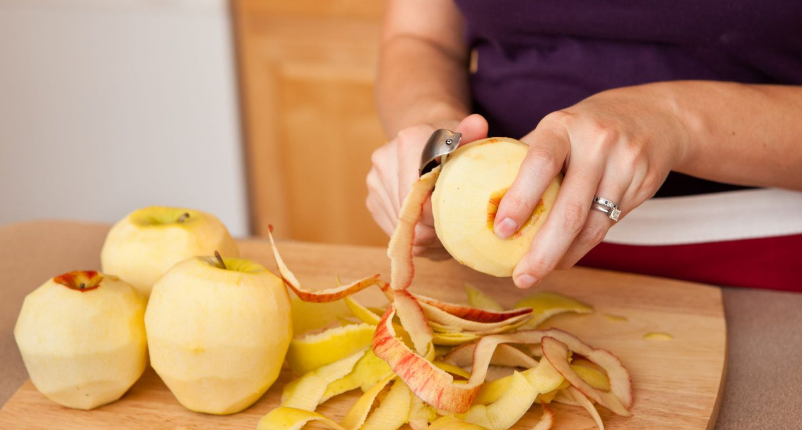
592 196 621 221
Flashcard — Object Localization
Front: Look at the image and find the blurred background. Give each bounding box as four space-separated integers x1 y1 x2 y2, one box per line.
0 0 388 246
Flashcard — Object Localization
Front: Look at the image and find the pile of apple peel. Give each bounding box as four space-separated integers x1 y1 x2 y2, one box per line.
258 165 633 430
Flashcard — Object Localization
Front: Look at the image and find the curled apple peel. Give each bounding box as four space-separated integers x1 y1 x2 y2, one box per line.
541 336 631 416
286 323 376 375
267 226 383 302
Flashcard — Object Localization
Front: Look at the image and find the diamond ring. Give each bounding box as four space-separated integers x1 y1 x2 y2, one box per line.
592 196 621 221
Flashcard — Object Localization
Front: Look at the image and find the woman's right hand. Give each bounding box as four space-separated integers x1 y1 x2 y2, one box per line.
366 114 488 259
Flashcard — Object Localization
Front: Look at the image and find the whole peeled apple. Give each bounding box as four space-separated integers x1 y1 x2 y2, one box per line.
145 254 292 415
101 206 239 298
14 271 147 410
432 138 561 277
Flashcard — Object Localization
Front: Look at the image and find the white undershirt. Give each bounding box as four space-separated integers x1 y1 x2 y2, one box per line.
603 188 802 246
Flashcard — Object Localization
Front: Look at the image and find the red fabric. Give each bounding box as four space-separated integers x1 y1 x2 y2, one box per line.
579 234 802 292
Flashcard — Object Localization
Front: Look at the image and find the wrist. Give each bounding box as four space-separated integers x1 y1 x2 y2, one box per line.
652 82 703 171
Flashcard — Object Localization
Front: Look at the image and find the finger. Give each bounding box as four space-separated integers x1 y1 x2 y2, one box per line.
455 114 489 147
557 175 629 269
413 223 441 247
366 195 395 237
367 167 398 223
512 157 604 288
494 122 570 239
372 141 401 216
366 168 398 236
397 126 437 208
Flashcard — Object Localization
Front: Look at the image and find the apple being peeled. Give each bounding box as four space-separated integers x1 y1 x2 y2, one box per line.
145 254 291 415
14 271 147 410
101 206 239 298
432 138 562 277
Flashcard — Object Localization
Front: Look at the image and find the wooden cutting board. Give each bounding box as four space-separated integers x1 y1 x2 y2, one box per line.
0 239 726 430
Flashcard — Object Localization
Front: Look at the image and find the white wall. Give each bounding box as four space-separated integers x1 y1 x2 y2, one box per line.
0 0 249 236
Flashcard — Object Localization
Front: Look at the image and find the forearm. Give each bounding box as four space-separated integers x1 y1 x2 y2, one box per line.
663 81 802 190
377 35 471 137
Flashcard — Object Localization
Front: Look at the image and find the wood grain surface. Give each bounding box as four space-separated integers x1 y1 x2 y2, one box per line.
232 0 389 246
0 238 727 430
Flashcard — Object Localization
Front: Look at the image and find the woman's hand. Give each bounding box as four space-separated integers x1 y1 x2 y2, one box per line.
366 114 488 258
494 85 690 288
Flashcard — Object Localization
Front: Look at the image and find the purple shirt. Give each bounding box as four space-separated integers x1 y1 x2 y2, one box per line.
453 0 802 195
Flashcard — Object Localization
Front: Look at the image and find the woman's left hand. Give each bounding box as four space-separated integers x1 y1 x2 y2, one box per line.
494 84 691 288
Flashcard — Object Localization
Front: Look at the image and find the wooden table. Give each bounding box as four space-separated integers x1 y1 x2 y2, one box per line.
0 221 800 429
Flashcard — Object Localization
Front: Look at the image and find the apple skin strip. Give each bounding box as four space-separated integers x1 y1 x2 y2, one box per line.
286 323 376 375
532 403 555 430
268 226 383 302
462 371 537 430
387 167 440 291
541 336 631 416
373 305 482 413
321 350 393 403
571 359 611 391
445 343 538 369
281 349 366 411
477 329 633 411
429 415 491 430
433 331 480 346
566 386 605 430
419 302 532 334
339 375 395 430
465 284 506 312
429 404 553 430
380 285 532 323
408 392 437 430
514 292 593 329
260 376 396 430
393 290 433 356
473 353 564 406
344 297 383 325
257 407 347 430
359 379 411 430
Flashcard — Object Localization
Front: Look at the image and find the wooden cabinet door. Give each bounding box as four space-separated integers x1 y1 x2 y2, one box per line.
232 0 388 246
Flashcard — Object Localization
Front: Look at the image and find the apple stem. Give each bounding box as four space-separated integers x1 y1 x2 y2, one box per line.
177 212 190 223
79 283 86 289
214 251 227 270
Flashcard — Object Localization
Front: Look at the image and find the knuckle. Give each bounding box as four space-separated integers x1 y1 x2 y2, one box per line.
560 202 588 235
525 146 559 168
622 137 648 162
588 121 621 147
543 110 575 127
556 258 577 270
370 147 387 166
500 193 531 215
579 221 607 245
522 255 557 278
640 171 664 197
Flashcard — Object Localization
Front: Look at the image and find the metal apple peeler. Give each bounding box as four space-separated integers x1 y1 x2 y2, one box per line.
419 129 462 176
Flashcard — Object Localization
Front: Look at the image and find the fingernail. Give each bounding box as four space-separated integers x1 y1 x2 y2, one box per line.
515 274 537 289
495 218 518 239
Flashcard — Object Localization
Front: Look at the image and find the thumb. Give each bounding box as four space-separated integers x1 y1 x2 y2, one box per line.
455 114 489 145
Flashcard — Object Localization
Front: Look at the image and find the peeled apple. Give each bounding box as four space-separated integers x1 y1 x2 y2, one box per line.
14 271 147 410
145 256 291 415
432 138 562 277
101 206 239 298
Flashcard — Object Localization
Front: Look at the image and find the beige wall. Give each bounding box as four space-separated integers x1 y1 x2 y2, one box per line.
0 0 249 236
